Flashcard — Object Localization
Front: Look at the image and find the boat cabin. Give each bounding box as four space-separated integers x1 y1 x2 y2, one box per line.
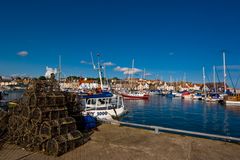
83 95 124 111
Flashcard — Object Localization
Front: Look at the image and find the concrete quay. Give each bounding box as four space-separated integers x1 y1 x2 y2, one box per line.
0 124 240 160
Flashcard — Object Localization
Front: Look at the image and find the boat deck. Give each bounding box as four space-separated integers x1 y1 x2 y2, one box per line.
0 124 240 160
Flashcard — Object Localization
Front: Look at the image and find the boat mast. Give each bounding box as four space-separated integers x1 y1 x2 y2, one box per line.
183 72 186 82
213 65 216 92
58 55 61 83
143 68 146 79
170 75 173 85
91 52 103 90
103 64 109 89
97 54 103 90
223 52 227 93
203 66 206 96
130 59 134 89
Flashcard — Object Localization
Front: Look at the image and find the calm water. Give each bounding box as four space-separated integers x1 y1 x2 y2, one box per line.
2 90 24 101
121 95 240 138
3 91 240 137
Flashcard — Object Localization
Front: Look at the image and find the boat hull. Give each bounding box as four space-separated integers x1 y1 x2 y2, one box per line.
121 93 149 100
205 98 220 103
182 95 192 99
83 107 127 120
193 96 202 100
225 101 240 106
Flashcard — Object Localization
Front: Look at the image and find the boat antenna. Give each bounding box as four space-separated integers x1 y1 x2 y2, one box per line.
90 52 96 69
90 52 103 90
97 53 103 90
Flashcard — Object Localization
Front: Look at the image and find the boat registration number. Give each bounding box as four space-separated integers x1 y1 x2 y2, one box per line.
88 111 108 116
97 111 108 116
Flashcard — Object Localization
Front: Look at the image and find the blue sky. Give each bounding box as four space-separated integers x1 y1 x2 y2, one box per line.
0 0 240 84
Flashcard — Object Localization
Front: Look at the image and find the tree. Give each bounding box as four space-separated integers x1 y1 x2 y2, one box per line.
111 77 120 80
39 76 46 80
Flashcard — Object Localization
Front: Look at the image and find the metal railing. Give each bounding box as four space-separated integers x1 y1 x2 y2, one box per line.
101 119 240 142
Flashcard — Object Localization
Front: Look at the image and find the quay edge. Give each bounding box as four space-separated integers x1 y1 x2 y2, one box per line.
1 123 240 160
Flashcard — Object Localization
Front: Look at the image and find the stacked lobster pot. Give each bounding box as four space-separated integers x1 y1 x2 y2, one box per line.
0 110 8 139
7 75 86 156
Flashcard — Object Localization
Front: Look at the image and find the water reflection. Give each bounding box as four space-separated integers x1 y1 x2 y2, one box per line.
2 90 24 101
223 111 229 136
121 95 240 137
225 106 240 115
124 99 148 108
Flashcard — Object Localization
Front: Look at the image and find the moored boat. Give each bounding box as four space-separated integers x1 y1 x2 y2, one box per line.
82 95 127 120
149 90 161 95
205 93 221 103
224 94 240 106
182 91 192 99
172 91 182 97
79 91 113 99
121 91 149 100
166 91 175 98
192 93 202 100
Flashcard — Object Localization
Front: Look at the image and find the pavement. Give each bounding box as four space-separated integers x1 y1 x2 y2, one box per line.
0 124 240 160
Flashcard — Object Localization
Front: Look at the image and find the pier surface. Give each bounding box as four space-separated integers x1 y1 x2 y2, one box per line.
0 124 240 160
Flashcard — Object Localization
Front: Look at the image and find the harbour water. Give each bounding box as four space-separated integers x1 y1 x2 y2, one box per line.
2 90 24 101
121 95 240 138
2 90 240 138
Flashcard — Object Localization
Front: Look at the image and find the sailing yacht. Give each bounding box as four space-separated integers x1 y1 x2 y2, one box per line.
222 52 240 106
120 59 149 100
204 65 221 103
205 93 221 103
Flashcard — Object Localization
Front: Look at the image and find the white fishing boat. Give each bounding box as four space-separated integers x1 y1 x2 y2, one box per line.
81 95 127 120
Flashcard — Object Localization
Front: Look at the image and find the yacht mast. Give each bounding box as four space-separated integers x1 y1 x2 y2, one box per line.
203 66 206 96
130 59 134 89
223 52 227 93
170 75 173 86
183 72 186 82
58 55 61 83
143 68 146 79
103 64 109 89
213 65 216 92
